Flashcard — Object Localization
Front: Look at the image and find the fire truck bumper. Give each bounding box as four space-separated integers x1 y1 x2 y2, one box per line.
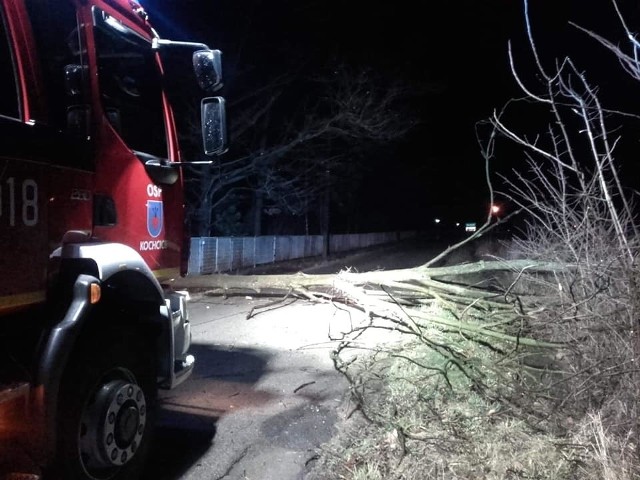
164 290 194 388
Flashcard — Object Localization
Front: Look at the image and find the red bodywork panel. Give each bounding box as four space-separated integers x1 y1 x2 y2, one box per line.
0 0 185 313
86 0 184 276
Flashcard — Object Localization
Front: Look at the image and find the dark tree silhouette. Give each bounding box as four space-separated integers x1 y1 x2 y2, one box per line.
181 63 421 236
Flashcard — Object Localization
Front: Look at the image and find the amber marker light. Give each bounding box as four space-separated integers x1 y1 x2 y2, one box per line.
90 283 101 304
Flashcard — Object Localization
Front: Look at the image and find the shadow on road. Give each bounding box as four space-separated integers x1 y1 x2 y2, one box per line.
142 409 218 480
191 343 270 384
142 343 274 479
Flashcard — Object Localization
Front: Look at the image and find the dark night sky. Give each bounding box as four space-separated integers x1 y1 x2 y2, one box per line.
141 0 640 231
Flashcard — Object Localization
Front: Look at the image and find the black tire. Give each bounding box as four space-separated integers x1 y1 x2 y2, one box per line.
55 326 157 480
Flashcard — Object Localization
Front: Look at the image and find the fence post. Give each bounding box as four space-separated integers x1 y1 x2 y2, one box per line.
214 237 219 273
199 238 204 275
272 236 276 265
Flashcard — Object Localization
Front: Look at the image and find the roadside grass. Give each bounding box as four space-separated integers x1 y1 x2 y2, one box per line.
307 336 574 479
305 285 640 480
307 344 637 479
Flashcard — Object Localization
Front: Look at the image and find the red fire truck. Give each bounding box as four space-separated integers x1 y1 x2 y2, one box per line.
0 0 226 478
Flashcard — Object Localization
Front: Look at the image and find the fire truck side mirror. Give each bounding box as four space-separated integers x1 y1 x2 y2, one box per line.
193 50 223 92
201 97 227 156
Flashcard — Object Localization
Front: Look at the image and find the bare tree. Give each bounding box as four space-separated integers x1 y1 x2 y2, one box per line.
478 1 640 476
183 63 420 236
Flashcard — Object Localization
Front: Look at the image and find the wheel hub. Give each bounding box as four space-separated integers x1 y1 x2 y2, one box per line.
115 404 140 447
80 379 146 470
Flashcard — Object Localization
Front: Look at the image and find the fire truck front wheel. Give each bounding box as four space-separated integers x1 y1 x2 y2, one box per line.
56 328 157 480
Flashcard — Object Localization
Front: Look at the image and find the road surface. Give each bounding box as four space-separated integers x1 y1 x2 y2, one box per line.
142 293 357 480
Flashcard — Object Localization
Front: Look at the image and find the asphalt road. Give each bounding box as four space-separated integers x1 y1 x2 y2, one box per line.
141 294 355 480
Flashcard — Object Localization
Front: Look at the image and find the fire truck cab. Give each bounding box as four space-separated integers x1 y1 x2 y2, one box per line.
0 0 225 478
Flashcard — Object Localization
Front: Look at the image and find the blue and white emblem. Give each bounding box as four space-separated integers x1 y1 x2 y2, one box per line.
146 200 163 238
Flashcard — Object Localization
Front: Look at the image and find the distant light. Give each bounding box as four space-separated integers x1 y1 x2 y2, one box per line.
490 204 500 215
434 218 441 224
455 222 460 227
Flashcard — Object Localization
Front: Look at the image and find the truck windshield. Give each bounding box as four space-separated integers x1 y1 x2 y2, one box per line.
92 8 167 159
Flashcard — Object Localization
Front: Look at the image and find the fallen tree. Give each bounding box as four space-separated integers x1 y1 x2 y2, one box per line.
175 236 591 479
174 255 566 347
173 232 571 400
